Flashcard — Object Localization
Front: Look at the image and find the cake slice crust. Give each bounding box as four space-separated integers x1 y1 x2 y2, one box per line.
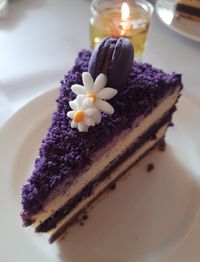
30 86 180 229
21 47 182 243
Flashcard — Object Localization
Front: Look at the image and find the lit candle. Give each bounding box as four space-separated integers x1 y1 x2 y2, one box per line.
120 2 131 37
110 2 131 38
90 0 154 59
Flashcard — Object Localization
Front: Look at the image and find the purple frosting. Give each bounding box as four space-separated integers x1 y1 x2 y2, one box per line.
21 49 182 219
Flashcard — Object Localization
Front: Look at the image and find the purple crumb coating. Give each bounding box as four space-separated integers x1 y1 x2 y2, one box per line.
21 49 182 219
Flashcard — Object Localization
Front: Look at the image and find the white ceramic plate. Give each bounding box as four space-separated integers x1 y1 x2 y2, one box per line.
155 0 200 42
0 88 200 262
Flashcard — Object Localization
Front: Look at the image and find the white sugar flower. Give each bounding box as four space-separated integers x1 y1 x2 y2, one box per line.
71 72 118 114
67 95 101 132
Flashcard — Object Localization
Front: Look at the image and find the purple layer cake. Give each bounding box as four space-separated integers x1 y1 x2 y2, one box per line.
176 0 200 21
21 38 183 243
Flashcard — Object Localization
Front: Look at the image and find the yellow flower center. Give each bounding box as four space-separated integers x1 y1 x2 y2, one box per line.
87 92 97 103
73 110 85 123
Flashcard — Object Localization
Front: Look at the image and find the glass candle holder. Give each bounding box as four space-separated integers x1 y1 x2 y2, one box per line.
90 0 154 60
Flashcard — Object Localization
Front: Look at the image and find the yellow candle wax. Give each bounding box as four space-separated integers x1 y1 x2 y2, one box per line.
90 1 154 59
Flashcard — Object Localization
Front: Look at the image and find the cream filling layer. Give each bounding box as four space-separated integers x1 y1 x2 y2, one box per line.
32 87 180 225
178 0 200 9
48 124 168 240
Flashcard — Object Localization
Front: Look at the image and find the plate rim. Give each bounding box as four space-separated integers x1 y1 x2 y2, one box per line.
0 87 58 134
155 0 200 43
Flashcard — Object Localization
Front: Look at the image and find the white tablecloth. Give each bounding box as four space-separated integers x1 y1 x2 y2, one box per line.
0 0 200 127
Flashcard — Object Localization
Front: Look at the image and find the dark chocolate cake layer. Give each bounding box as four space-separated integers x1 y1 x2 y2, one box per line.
35 106 176 233
49 137 165 243
21 50 182 222
177 3 200 17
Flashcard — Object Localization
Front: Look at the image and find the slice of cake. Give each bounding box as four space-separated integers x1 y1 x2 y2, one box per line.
21 38 183 243
176 0 200 22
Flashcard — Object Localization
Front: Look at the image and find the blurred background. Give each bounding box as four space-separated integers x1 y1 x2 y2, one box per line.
0 0 199 127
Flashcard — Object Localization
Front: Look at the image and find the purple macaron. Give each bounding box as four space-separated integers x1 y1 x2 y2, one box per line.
88 37 134 91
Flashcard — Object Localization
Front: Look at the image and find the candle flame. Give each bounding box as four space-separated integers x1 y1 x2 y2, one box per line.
121 2 130 21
